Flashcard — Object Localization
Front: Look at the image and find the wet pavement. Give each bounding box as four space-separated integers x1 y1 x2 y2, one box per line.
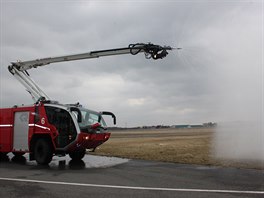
1 153 130 170
0 153 263 198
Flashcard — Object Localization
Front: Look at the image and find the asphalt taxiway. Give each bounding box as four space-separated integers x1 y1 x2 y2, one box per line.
0 154 263 198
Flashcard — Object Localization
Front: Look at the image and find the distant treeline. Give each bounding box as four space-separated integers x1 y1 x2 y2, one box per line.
108 122 217 130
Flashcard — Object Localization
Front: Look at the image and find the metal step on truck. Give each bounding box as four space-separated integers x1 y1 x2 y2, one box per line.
0 43 173 165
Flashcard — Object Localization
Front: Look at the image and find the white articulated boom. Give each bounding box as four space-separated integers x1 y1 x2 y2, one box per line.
8 43 174 102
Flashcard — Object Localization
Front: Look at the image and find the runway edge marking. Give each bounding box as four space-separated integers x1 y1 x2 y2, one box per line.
0 177 263 194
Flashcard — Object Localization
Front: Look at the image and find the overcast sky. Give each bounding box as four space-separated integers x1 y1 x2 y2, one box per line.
0 0 263 127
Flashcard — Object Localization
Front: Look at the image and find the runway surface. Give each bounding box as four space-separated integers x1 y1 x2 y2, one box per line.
0 154 263 198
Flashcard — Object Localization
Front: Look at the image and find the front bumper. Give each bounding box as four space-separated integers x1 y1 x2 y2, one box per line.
68 132 111 152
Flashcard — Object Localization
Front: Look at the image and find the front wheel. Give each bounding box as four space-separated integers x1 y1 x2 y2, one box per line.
34 138 53 165
69 149 86 161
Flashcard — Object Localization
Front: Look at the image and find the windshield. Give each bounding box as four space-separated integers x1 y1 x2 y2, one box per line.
77 108 107 128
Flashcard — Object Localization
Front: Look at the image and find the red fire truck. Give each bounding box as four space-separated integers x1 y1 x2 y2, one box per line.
0 43 173 165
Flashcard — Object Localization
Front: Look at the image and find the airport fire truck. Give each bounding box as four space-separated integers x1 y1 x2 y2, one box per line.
0 43 172 165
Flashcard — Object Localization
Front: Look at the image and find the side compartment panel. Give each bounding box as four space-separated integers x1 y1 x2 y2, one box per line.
13 112 29 151
0 109 13 152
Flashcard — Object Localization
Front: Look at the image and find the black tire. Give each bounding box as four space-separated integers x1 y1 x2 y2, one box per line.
34 138 53 165
69 149 86 161
0 152 9 162
0 152 8 156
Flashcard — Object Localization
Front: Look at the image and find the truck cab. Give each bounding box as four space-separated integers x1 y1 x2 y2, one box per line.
43 102 115 151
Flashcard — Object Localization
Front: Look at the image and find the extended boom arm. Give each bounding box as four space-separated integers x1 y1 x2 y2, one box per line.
8 43 173 102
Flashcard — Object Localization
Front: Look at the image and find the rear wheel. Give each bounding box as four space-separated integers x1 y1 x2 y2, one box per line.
69 149 86 161
34 138 53 165
0 152 8 158
0 152 7 156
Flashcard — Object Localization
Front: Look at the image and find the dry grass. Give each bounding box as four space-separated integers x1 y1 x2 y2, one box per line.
92 128 214 165
91 128 263 169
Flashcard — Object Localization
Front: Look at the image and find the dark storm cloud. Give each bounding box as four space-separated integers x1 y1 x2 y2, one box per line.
1 0 261 126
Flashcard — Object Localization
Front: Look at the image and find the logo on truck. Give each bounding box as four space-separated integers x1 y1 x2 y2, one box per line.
19 113 29 122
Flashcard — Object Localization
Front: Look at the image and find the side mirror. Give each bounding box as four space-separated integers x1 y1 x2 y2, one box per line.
100 111 116 125
70 107 82 123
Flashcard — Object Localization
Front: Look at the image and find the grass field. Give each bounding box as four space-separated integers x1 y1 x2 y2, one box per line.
93 128 212 165
92 128 263 169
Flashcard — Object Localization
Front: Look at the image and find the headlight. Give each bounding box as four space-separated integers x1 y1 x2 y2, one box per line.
83 136 90 140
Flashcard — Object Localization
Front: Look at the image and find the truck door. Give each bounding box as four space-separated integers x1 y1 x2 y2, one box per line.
13 111 29 151
44 106 77 148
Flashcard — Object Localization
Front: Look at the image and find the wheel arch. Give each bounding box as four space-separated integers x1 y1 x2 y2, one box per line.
29 134 55 153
